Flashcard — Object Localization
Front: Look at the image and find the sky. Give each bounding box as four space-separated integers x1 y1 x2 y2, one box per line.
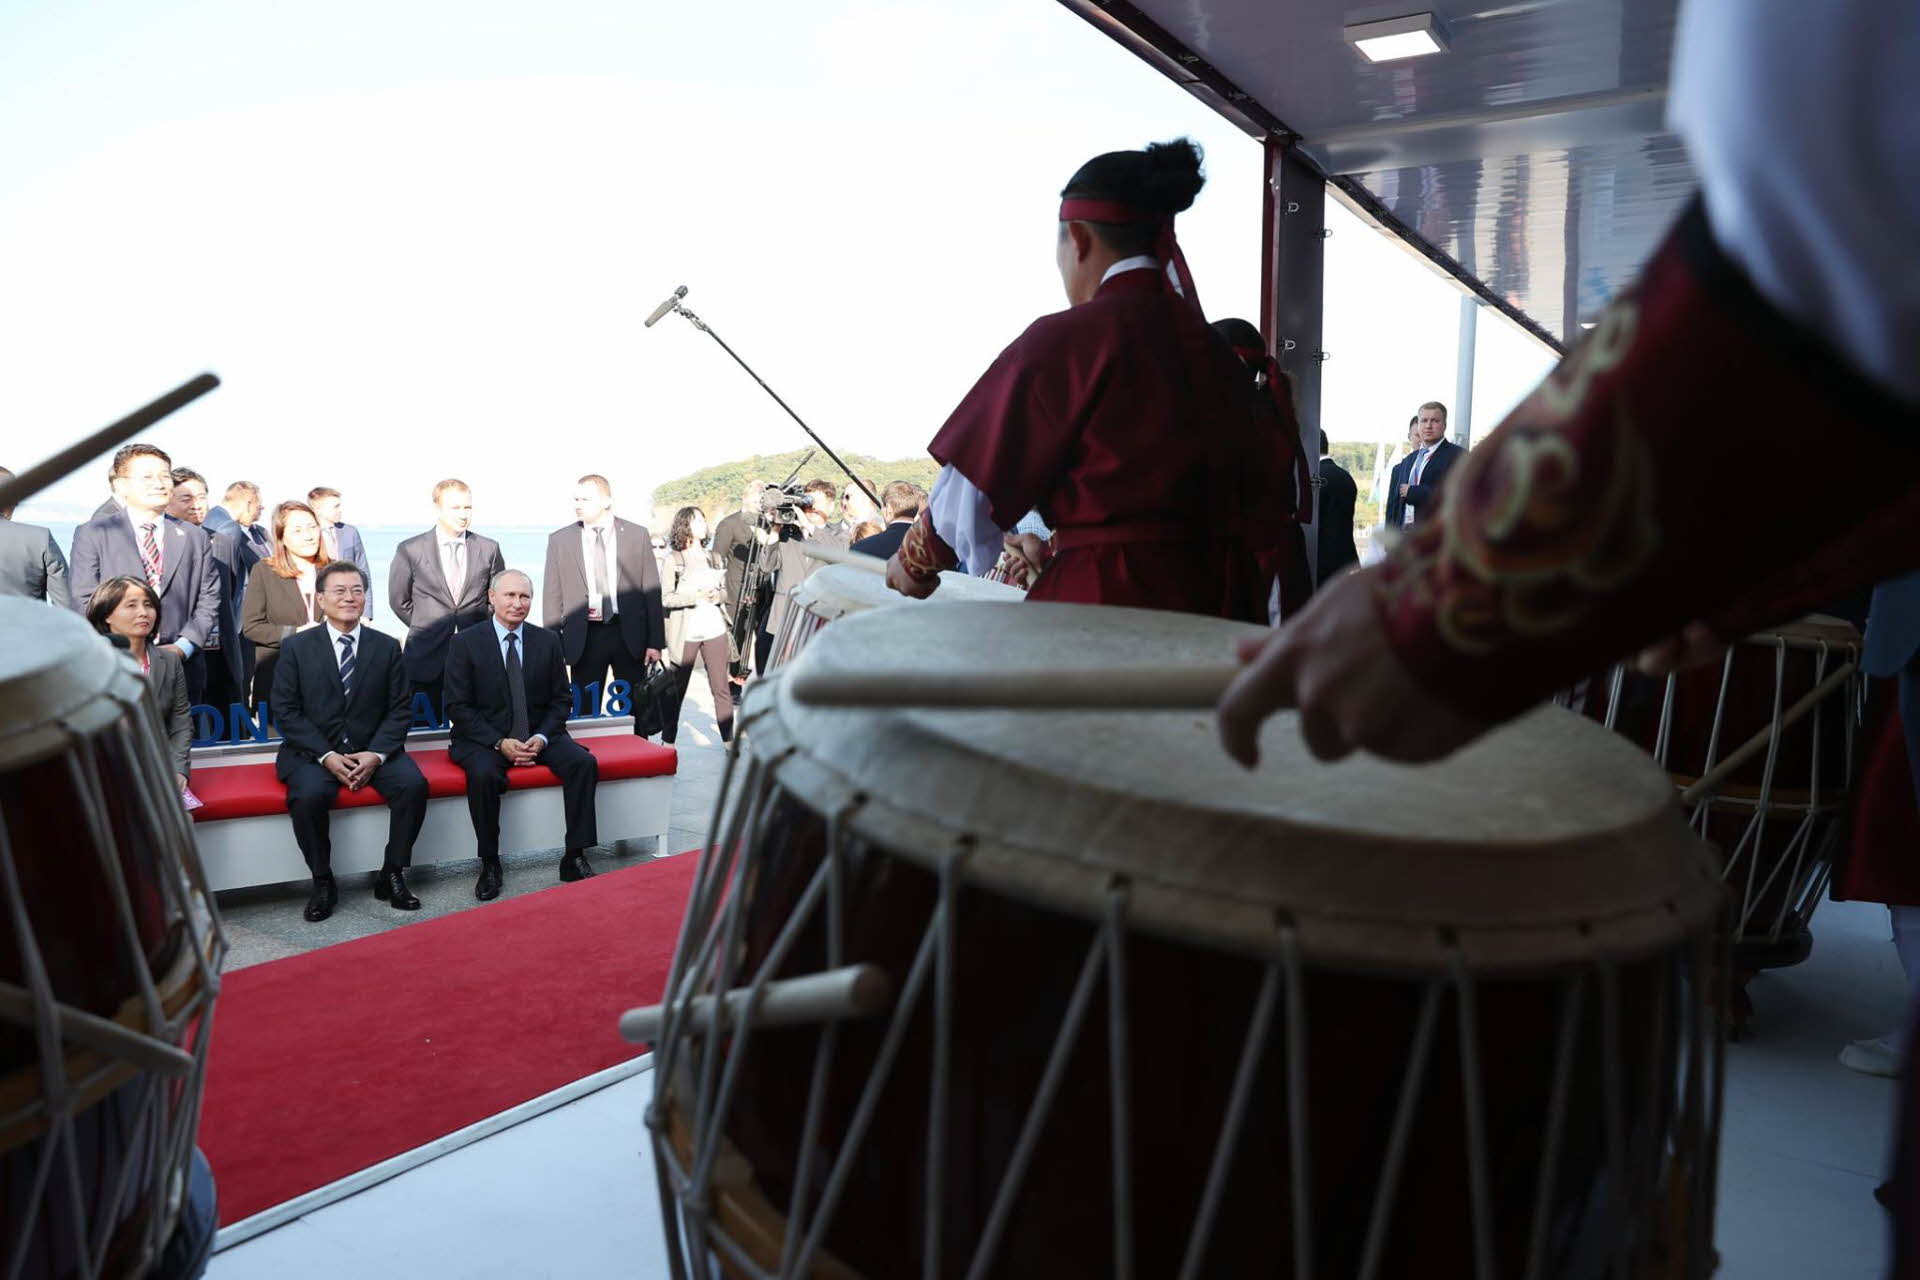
0 0 1555 528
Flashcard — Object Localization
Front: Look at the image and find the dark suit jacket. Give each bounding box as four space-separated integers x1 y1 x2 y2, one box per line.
93 497 122 521
1382 439 1463 529
68 512 220 649
202 506 270 559
270 623 412 778
145 645 193 778
1314 460 1360 580
0 517 70 606
388 530 505 682
711 509 756 609
541 518 665 665
207 526 262 688
443 621 573 765
850 520 912 562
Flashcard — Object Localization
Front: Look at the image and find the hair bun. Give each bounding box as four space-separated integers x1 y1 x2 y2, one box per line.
1140 137 1205 214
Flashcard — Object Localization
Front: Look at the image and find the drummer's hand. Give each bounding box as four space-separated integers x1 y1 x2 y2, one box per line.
1001 532 1049 581
1215 567 1490 766
1632 622 1726 677
886 553 939 599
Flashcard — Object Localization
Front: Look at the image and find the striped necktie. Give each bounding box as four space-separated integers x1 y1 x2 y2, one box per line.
338 633 356 697
139 522 163 591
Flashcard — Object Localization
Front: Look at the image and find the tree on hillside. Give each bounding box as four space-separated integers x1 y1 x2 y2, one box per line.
653 449 941 521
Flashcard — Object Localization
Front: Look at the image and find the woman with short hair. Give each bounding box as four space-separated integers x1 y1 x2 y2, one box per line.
88 575 192 791
241 500 327 706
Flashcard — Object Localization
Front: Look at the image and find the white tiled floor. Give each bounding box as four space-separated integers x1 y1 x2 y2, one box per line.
209 895 1908 1279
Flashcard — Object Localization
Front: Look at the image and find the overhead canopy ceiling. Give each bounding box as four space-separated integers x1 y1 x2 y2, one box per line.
1059 0 1696 348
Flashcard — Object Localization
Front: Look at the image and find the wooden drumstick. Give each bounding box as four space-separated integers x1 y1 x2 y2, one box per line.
0 374 221 514
1679 661 1858 806
618 963 893 1043
788 665 1242 710
800 543 888 574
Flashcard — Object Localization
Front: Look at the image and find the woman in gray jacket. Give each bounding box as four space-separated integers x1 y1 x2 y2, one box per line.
87 576 192 789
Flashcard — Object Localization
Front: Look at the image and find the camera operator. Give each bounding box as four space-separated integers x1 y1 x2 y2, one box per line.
763 480 848 655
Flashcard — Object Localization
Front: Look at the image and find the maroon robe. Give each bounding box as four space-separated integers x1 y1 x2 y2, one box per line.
927 268 1270 622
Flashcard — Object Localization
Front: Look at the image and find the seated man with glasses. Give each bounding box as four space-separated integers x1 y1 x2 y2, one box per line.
271 560 429 921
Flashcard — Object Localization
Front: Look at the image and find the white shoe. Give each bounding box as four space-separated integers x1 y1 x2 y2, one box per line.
1839 1033 1906 1078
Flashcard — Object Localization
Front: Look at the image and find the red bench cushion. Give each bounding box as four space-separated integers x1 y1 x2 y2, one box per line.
190 736 678 823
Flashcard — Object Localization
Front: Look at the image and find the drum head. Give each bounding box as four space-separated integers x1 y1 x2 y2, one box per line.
763 602 1720 973
0 598 136 771
790 562 1023 621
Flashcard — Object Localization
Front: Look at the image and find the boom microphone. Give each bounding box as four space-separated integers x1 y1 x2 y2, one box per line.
643 285 688 327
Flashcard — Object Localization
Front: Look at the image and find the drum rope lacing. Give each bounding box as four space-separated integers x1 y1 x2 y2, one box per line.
652 641 1728 1279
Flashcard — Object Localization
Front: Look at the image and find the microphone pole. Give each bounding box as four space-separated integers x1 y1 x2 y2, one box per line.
645 287 881 512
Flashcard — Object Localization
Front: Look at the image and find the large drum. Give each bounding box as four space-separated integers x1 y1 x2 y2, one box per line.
0 599 226 1280
768 562 1023 670
1572 617 1861 971
646 603 1726 1278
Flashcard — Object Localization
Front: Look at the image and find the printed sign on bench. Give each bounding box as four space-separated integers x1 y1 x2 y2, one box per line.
190 679 636 748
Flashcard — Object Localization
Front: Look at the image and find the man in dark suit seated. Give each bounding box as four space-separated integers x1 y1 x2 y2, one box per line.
1382 402 1464 530
390 478 506 724
68 443 221 702
1313 431 1360 585
272 560 428 922
446 569 601 899
850 480 927 561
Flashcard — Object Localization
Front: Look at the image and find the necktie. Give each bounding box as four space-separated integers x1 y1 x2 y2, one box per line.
446 539 466 597
323 526 339 560
504 631 530 742
338 634 356 698
594 528 613 619
139 523 163 591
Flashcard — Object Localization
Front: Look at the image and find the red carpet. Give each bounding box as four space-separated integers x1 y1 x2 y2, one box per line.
199 854 700 1225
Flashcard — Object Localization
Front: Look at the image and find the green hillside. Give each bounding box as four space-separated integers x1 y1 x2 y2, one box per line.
653 449 940 522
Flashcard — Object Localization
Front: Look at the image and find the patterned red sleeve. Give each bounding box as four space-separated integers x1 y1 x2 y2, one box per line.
895 507 958 584
1374 200 1920 722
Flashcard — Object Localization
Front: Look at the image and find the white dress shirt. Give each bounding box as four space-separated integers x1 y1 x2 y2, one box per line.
579 518 618 620
492 615 547 748
318 619 383 767
125 509 197 658
439 530 470 596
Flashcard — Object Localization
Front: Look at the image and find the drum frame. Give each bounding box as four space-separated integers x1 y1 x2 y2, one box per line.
647 690 1727 1280
1 663 227 1280
1587 627 1861 953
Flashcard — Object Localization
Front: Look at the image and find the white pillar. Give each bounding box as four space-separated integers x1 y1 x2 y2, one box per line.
1453 295 1479 447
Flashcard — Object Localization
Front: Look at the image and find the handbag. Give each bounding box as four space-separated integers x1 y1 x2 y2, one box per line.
629 660 678 738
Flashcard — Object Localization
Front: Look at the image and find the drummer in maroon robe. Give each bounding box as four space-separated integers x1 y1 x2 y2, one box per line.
883 138 1270 622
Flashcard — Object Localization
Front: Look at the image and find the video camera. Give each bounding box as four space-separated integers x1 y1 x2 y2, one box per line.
757 481 812 530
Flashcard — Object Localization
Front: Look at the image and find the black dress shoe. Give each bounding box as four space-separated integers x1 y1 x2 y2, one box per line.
374 866 421 910
559 850 596 882
475 860 503 901
303 875 337 922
